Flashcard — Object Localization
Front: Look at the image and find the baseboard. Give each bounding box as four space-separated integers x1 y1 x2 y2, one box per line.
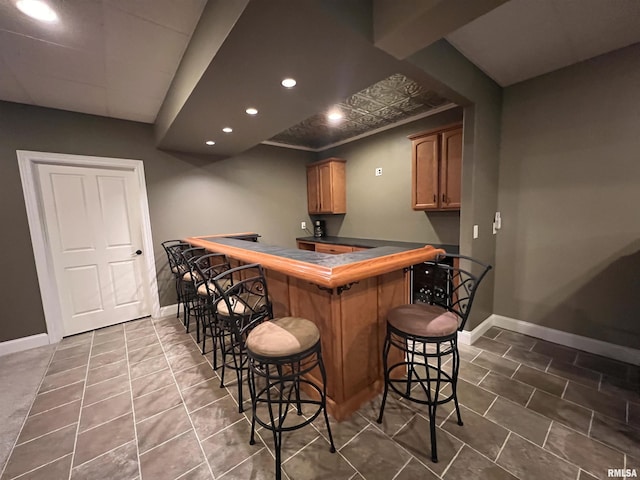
458 314 494 345
157 304 179 318
461 314 640 366
0 333 50 357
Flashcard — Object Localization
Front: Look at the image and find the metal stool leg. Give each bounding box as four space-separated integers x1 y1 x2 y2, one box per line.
451 339 464 426
429 342 442 462
265 364 284 480
377 330 392 424
248 363 258 446
318 354 336 453
175 278 181 318
292 361 303 416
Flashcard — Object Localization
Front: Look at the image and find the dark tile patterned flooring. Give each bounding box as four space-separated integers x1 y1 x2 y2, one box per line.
1 318 639 480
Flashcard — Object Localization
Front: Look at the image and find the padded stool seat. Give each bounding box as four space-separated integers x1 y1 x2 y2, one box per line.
171 264 188 275
216 292 265 316
247 317 319 357
196 278 231 297
387 304 459 338
183 271 202 282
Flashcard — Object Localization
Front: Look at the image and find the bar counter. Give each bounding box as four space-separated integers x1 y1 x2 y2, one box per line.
186 234 445 420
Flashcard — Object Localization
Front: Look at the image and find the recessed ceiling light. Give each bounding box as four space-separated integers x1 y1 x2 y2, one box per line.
205 140 215 145
327 111 343 122
16 0 58 22
245 108 258 115
222 127 233 133
281 78 297 88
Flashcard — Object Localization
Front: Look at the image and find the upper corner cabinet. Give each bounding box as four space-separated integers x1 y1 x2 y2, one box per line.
307 157 346 214
409 124 462 211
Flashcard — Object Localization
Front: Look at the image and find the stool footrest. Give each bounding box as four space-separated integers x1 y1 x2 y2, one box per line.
386 360 456 405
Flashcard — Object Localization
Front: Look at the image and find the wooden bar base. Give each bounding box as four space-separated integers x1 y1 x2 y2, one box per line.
187 235 443 421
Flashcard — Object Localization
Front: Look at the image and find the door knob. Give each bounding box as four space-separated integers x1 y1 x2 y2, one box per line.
135 249 143 255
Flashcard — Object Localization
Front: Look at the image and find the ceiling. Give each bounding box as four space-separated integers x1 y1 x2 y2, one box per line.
268 73 452 150
446 0 640 87
0 0 206 123
1 0 639 156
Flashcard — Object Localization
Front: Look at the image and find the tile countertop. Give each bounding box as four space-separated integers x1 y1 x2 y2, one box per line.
296 236 460 255
200 236 415 268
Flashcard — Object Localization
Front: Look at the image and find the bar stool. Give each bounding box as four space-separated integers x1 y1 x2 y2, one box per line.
377 254 491 462
193 253 232 363
211 263 267 410
212 264 335 479
161 240 191 319
179 247 206 335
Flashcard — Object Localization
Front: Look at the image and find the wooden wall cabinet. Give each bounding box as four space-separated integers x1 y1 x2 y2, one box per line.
307 158 346 214
409 124 462 211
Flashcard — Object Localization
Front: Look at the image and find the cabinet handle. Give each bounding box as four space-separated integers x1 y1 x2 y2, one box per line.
433 194 436 203
442 194 446 203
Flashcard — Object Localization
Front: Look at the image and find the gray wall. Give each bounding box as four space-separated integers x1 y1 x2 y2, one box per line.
0 101 311 342
495 43 640 349
408 40 503 327
320 107 463 245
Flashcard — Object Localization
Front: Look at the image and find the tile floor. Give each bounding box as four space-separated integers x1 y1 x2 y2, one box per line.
1 317 639 480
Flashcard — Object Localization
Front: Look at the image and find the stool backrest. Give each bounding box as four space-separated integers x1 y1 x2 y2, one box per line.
421 254 492 331
212 263 273 342
162 241 191 275
193 253 231 297
180 247 206 284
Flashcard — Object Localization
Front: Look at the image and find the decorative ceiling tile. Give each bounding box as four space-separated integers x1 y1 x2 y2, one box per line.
356 114 384 127
394 97 430 114
269 73 451 149
345 94 385 112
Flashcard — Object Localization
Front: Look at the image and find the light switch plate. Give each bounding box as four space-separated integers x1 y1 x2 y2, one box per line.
473 225 478 239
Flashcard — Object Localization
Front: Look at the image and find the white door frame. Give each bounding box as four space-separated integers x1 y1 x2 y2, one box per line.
17 150 160 344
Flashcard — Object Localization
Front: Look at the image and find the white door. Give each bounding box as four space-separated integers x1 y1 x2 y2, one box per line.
37 163 151 336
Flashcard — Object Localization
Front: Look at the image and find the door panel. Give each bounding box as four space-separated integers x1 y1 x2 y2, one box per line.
441 128 462 209
97 175 132 247
307 166 319 213
109 260 140 307
413 134 439 209
318 163 332 213
66 265 103 315
51 174 94 251
38 163 150 336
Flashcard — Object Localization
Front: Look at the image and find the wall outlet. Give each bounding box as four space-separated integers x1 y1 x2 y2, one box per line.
473 225 479 239
301 221 306 230
375 167 382 176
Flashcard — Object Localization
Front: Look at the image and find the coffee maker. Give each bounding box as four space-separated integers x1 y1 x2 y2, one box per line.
313 220 326 238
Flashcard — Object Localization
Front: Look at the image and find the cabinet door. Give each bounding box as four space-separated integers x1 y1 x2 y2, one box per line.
318 163 333 213
307 165 320 213
412 134 439 210
297 241 316 251
440 128 462 210
328 161 346 214
315 243 354 254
